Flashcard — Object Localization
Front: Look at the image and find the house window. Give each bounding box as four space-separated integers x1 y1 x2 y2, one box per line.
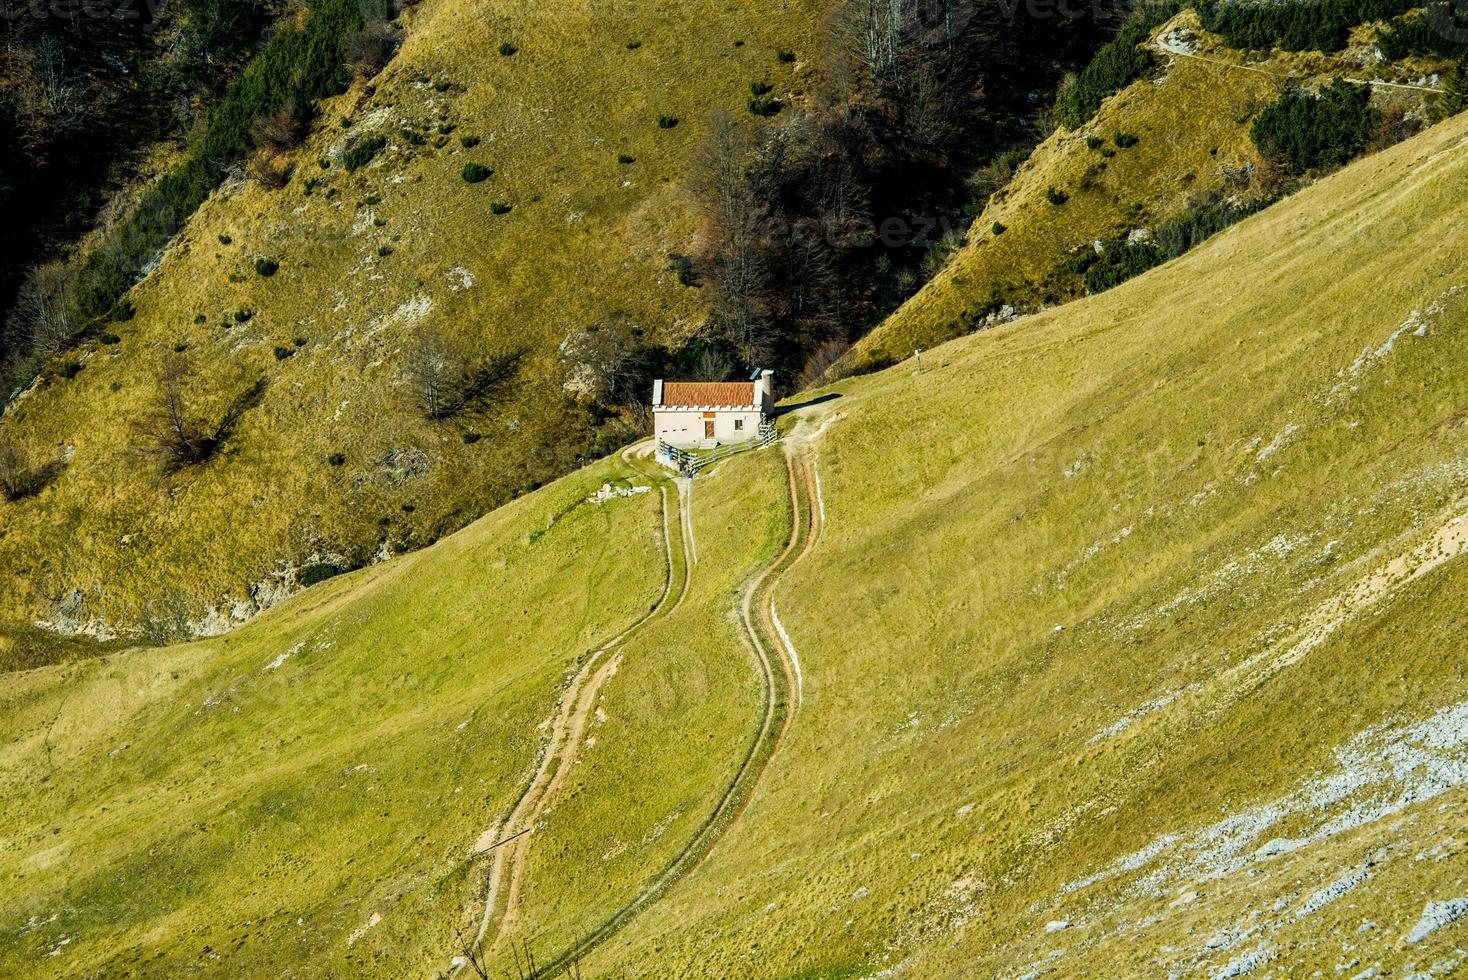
734 418 744 431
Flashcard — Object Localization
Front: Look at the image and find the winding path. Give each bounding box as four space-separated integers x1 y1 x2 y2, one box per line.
457 437 828 976
464 470 693 962
532 445 826 976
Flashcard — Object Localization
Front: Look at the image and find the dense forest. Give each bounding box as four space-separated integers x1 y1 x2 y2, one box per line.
666 0 1117 387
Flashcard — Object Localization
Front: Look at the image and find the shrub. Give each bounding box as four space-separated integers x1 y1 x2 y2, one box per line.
777 49 797 62
461 163 493 183
750 80 773 96
1083 200 1264 293
626 40 642 49
1045 186 1069 205
255 257 279 276
1086 135 1104 149
274 345 296 359
174 342 189 352
1250 78 1377 173
327 451 347 465
218 234 233 245
498 41 517 56
110 299 136 322
401 128 427 146
668 252 699 286
657 115 679 129
995 147 1032 172
293 337 307 347
748 95 782 117
378 245 394 256
1380 4 1468 59
58 360 83 379
1114 131 1140 148
490 201 512 214
618 153 635 164
343 135 387 171
460 135 481 148
234 308 254 322
992 221 1007 235
100 332 121 345
300 562 348 585
1440 57 1468 119
462 431 482 444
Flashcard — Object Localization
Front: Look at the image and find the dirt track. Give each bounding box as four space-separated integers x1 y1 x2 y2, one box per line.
464 477 690 962
457 435 829 976
533 444 825 975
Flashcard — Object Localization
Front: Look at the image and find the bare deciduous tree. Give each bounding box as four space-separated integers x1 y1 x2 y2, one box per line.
246 150 292 189
345 25 398 81
8 260 79 357
132 354 266 472
693 110 775 365
0 442 31 501
0 441 66 502
796 338 853 390
559 312 652 406
404 326 520 422
252 99 308 152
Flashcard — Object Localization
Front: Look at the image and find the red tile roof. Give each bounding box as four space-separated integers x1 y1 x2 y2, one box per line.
658 381 757 408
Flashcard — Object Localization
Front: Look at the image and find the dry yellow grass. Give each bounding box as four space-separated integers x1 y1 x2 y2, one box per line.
0 0 827 642
851 9 1445 370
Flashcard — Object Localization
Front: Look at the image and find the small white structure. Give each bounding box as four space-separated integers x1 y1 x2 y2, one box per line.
653 370 774 449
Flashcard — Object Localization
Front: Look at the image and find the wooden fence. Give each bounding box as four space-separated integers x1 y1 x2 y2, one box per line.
659 421 778 477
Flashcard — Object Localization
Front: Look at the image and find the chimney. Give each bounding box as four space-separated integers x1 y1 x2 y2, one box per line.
652 379 663 407
759 369 774 410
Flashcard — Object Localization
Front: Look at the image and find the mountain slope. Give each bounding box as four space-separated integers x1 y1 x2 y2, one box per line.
0 0 825 644
850 9 1445 370
6 103 1468 976
585 109 1468 975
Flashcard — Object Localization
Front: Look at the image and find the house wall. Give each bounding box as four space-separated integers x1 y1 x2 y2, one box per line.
655 408 763 448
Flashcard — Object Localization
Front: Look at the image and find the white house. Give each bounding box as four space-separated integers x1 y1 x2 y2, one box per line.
653 370 774 449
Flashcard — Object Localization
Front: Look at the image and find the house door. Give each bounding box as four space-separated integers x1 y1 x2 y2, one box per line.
704 420 715 439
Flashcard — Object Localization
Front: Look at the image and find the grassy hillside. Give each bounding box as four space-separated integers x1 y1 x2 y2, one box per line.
0 0 826 644
7 81 1468 979
850 9 1446 370
581 108 1468 974
0 453 669 975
